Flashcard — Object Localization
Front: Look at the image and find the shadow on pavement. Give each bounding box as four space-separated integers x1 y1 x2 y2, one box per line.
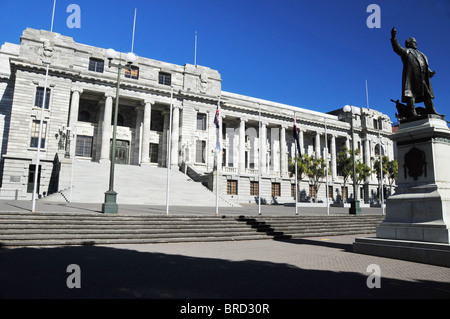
276 238 353 252
1 245 448 299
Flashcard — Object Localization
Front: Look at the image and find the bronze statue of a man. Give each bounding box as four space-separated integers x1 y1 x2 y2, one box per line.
391 27 438 118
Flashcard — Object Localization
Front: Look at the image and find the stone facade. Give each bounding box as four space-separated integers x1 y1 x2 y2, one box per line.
0 28 394 205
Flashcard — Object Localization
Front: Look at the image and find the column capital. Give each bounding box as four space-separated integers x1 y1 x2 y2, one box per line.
173 102 183 109
71 86 83 94
105 91 115 99
280 123 288 129
142 98 155 106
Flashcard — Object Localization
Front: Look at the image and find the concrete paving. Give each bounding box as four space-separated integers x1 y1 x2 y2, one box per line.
0 199 384 216
0 200 448 302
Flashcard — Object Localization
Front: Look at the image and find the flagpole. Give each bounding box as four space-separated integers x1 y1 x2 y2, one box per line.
166 86 173 216
294 112 298 215
258 104 262 215
325 118 329 215
194 31 198 66
378 124 385 215
31 0 56 213
215 96 221 216
131 8 137 53
365 80 370 109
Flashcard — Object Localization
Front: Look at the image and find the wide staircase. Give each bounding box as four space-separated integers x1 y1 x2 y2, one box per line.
0 212 384 247
41 160 236 207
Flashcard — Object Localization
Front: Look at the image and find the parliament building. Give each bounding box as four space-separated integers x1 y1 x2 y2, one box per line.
0 28 394 207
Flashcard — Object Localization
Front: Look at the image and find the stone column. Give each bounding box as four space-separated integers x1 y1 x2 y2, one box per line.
345 136 350 151
315 132 321 158
331 134 337 179
140 99 155 164
162 111 169 167
99 92 114 162
171 102 181 167
134 105 143 165
260 122 267 174
280 124 287 176
299 128 304 156
364 137 371 167
68 87 83 156
239 119 246 173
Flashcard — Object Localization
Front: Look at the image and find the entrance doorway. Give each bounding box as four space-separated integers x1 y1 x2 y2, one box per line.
111 140 130 164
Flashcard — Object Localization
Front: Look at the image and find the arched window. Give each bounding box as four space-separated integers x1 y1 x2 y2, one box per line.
374 143 384 156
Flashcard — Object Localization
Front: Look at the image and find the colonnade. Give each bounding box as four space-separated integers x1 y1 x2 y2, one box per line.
68 88 182 166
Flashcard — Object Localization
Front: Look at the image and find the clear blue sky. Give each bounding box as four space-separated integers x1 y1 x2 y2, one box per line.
1 0 449 123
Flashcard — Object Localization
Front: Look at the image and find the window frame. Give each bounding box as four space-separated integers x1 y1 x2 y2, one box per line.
88 57 105 73
271 182 281 197
227 180 238 195
149 143 159 163
125 65 139 80
250 181 259 196
34 87 51 110
196 113 207 131
195 140 206 164
75 135 93 158
29 120 48 149
158 72 171 86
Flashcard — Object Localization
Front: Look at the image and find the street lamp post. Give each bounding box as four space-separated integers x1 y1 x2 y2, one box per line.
102 49 136 214
343 105 361 215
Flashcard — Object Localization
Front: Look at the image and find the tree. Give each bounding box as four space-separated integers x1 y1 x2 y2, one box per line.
289 154 329 202
305 155 328 202
386 159 398 193
336 145 353 194
355 161 372 186
288 153 308 182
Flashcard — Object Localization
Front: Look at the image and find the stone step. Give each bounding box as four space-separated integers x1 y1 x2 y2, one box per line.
46 161 237 207
0 213 383 247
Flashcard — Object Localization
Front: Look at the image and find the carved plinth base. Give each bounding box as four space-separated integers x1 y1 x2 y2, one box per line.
378 115 450 244
354 115 450 265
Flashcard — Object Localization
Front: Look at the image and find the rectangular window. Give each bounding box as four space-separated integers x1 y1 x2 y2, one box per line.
75 135 93 157
222 148 226 167
227 180 238 195
125 66 139 79
34 87 51 109
88 58 104 73
197 113 207 131
328 185 333 198
30 120 47 148
271 182 281 197
291 184 296 198
150 143 159 163
250 181 259 196
158 72 171 86
196 140 206 163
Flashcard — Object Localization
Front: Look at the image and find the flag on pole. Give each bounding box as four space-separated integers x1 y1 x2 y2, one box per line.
214 105 220 129
293 115 301 156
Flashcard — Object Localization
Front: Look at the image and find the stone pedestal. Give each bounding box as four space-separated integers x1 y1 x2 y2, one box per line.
354 115 450 267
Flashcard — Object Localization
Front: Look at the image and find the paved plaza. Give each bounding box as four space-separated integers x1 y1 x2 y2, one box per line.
0 199 384 216
0 200 449 301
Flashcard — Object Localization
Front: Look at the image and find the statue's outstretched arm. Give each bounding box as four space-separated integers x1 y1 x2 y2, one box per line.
390 27 404 56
